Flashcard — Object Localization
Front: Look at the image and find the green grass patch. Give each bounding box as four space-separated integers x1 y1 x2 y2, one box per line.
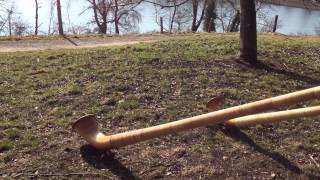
0 33 320 178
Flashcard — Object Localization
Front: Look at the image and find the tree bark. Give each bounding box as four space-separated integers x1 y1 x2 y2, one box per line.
240 0 257 64
101 0 107 33
228 10 240 32
191 0 198 32
8 9 12 36
91 0 107 34
169 1 177 33
203 0 216 32
191 0 206 32
35 0 39 35
56 0 64 35
114 0 120 34
272 15 279 32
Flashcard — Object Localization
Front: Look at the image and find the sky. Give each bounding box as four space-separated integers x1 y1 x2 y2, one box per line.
12 0 158 34
6 0 320 35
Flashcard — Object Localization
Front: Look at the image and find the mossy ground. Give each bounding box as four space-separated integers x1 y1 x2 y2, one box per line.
0 33 320 179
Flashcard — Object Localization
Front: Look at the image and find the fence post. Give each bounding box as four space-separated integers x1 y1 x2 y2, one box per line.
272 15 279 33
160 17 164 33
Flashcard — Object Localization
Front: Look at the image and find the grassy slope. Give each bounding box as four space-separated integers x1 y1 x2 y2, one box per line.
0 33 320 179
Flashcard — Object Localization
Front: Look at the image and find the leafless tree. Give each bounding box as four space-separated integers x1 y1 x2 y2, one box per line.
12 17 31 35
191 0 207 32
84 0 142 34
240 0 257 64
203 0 217 32
111 0 142 34
34 0 39 35
153 0 190 32
0 0 7 34
6 4 13 36
0 2 31 36
214 0 241 32
56 0 64 35
173 4 192 32
85 0 111 34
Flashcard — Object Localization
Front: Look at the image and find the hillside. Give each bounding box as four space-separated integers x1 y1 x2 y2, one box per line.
0 33 320 179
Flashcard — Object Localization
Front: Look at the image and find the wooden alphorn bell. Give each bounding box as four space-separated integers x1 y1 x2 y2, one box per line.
72 86 320 150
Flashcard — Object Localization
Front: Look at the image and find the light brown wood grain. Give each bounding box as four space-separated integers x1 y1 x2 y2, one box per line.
73 86 320 150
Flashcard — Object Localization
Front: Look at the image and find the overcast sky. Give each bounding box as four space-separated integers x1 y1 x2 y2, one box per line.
11 0 157 34
5 0 320 35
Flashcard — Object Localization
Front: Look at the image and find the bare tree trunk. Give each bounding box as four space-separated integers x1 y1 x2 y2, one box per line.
240 0 257 64
160 17 164 33
272 15 278 33
114 0 120 34
191 0 198 32
203 0 216 32
92 0 107 34
101 0 107 34
191 0 206 32
56 0 64 35
169 3 177 33
35 0 39 35
7 8 12 37
228 10 240 32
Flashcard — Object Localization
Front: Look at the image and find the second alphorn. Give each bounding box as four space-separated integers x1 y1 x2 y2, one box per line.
72 86 320 150
225 105 320 127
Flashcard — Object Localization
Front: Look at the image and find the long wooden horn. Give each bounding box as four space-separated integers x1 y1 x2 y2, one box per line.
72 86 320 150
225 106 320 127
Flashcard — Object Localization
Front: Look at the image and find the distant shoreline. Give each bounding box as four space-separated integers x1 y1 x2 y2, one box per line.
263 0 320 11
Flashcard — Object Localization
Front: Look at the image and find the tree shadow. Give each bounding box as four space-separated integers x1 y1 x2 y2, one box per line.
80 145 140 180
235 59 320 85
219 126 320 179
62 35 78 46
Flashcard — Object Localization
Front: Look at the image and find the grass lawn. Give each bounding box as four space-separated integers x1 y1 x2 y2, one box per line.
0 33 320 179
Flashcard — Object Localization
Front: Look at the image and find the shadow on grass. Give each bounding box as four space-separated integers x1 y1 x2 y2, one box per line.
220 126 320 179
235 59 320 85
80 145 139 180
62 35 78 46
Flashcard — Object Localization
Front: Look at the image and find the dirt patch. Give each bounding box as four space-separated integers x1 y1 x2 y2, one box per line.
0 34 173 52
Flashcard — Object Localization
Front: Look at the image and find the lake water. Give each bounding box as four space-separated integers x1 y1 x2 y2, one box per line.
13 1 320 36
138 3 320 35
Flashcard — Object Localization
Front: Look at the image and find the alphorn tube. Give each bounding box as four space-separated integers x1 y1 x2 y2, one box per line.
72 86 320 150
225 106 320 127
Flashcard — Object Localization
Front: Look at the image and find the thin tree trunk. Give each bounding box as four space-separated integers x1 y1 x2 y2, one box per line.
240 0 257 64
228 10 240 32
7 9 12 36
35 0 39 35
272 15 279 32
92 0 102 33
204 0 217 32
160 17 164 33
191 0 198 32
56 0 64 35
114 0 120 34
101 0 107 34
169 4 177 33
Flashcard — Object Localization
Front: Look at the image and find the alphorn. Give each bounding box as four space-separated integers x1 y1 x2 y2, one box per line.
72 86 320 150
225 106 320 127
